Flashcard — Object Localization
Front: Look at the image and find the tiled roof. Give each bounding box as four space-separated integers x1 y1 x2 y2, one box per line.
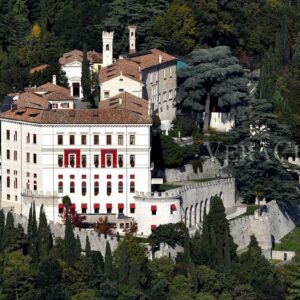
100 92 149 116
32 82 73 101
59 49 102 65
17 92 49 110
0 107 152 125
99 59 142 83
129 48 177 70
29 64 48 74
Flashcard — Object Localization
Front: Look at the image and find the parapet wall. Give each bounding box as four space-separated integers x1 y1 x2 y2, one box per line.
3 209 118 256
230 200 297 258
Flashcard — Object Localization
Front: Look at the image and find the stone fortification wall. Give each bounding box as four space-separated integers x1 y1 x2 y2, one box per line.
161 158 227 183
3 209 118 256
230 200 298 258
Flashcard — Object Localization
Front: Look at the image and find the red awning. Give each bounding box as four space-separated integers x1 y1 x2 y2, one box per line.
151 225 157 231
171 204 177 211
94 203 100 209
118 203 124 209
81 203 87 209
70 203 76 209
151 205 157 211
130 203 135 209
106 203 112 209
58 204 64 209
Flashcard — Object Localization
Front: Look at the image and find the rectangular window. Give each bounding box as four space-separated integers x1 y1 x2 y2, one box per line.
13 131 17 141
130 155 135 167
58 155 63 167
104 91 110 98
169 66 172 77
13 151 17 161
33 154 37 164
129 135 135 145
26 153 30 163
81 135 87 145
94 135 99 145
106 135 112 145
106 154 112 167
82 155 87 168
33 134 37 144
118 135 123 145
118 155 123 168
7 194 10 201
58 135 63 145
119 88 124 92
15 196 17 202
169 90 173 100
94 155 99 167
6 150 10 160
70 135 75 145
6 130 10 140
26 133 30 143
163 69 166 79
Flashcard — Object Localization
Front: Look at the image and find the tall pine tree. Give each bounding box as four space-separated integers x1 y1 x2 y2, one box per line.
64 216 76 265
104 241 113 279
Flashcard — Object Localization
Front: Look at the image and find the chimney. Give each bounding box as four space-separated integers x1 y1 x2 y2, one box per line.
158 55 163 64
102 31 114 67
148 100 151 116
52 75 57 85
119 98 122 105
128 25 137 54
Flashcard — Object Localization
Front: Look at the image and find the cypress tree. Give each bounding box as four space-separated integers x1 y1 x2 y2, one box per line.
118 242 129 283
64 217 76 265
27 203 33 246
38 205 51 257
81 43 91 101
183 229 191 265
191 230 201 265
210 226 217 266
85 235 91 258
199 213 210 264
224 229 231 266
75 235 81 261
280 11 290 66
0 210 5 252
30 202 39 261
104 241 113 279
5 212 15 249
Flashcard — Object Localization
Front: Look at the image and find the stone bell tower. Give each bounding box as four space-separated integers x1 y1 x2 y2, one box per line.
102 31 114 67
128 25 137 54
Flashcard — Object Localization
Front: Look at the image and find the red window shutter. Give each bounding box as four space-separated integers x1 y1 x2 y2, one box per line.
94 203 100 209
112 150 117 168
70 175 75 179
58 175 63 179
70 203 76 210
151 225 157 231
130 175 135 179
58 204 64 209
101 150 105 167
118 203 124 209
130 203 135 209
106 203 112 209
76 150 81 168
82 175 86 179
118 174 123 179
151 205 157 211
81 203 87 209
94 175 99 179
171 204 177 211
107 175 111 179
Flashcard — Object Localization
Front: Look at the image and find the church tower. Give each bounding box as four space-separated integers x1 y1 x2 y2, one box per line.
102 31 114 67
128 25 136 54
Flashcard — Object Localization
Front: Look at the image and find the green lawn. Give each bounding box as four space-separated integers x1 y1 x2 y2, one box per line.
275 227 300 261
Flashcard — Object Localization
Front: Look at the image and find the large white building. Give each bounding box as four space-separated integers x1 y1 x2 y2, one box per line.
0 91 152 224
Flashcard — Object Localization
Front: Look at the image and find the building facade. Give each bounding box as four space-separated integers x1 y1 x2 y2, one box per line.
1 100 152 224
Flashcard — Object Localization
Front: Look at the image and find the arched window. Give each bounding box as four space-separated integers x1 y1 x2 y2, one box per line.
33 180 37 191
106 44 110 51
58 181 63 194
70 181 75 193
94 181 99 196
118 181 123 193
107 181 112 196
6 176 10 188
130 181 135 193
82 181 87 196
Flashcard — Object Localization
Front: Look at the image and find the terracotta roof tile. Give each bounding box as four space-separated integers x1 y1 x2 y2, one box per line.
59 49 102 65
0 107 152 125
29 64 49 74
17 92 49 110
99 59 142 83
100 92 149 116
129 48 177 70
32 82 73 101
